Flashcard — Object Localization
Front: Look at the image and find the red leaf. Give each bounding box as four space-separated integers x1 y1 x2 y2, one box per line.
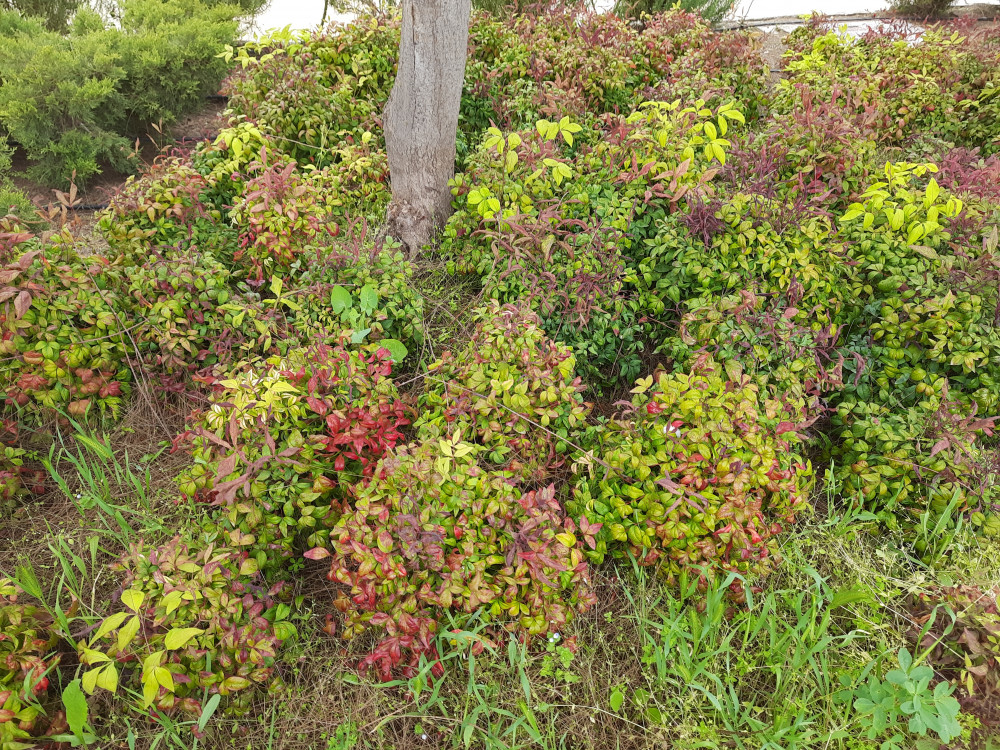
13 290 31 318
216 453 237 479
929 438 950 457
303 547 331 561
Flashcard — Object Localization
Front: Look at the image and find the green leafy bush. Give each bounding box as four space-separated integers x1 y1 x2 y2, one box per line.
288 240 424 356
0 578 60 746
830 393 999 530
99 156 234 261
0 0 247 186
416 303 590 481
178 345 409 573
780 24 1000 153
311 438 596 680
569 357 814 583
0 238 131 429
667 291 843 404
908 584 1000 698
120 245 270 380
81 536 295 717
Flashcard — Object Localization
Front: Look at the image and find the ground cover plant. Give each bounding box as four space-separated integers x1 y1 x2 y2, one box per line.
1 5 1000 750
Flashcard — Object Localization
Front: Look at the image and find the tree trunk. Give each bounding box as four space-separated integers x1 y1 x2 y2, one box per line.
382 0 471 257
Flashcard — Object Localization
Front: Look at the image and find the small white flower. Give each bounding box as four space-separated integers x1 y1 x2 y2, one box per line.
421 735 428 741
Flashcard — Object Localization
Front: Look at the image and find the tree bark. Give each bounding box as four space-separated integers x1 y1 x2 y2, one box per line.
382 0 471 257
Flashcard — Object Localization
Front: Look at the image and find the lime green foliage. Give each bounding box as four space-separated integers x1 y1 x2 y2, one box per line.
781 24 1000 152
441 99 746 388
0 0 249 187
570 358 814 581
416 303 590 481
0 578 59 746
81 537 295 716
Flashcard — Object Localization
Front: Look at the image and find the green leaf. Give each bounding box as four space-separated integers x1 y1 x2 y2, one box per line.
62 679 88 738
329 285 353 315
359 285 378 314
198 694 222 732
610 688 624 712
379 339 407 363
350 327 371 344
81 667 101 696
897 648 913 672
92 611 128 643
164 627 204 650
117 615 140 652
120 589 144 612
95 663 118 694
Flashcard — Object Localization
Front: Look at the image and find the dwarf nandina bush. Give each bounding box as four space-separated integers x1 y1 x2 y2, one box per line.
81 537 295 718
638 193 844 325
908 584 1000 698
569 357 814 583
935 147 1000 204
780 24 1000 152
223 18 399 167
312 438 596 681
178 345 409 572
442 99 745 386
222 8 763 173
416 303 590 482
0 240 131 428
837 167 1000 415
0 578 61 746
229 158 336 277
190 122 283 211
98 157 231 262
0 445 45 514
288 237 424 357
668 290 844 405
750 84 878 205
122 246 269 381
830 393 999 529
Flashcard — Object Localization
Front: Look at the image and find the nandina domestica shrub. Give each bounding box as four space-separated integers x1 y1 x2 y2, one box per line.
0 445 45 514
830 393 999 531
0 578 61 746
287 237 424 357
0 238 131 429
569 356 814 584
120 245 271 382
310 437 597 680
415 302 590 482
98 156 233 262
177 345 409 573
80 537 296 717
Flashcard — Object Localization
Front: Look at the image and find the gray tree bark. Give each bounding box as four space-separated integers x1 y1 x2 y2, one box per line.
382 0 471 257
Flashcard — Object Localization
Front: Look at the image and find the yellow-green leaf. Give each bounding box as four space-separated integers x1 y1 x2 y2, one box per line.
164 627 204 651
121 589 144 612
